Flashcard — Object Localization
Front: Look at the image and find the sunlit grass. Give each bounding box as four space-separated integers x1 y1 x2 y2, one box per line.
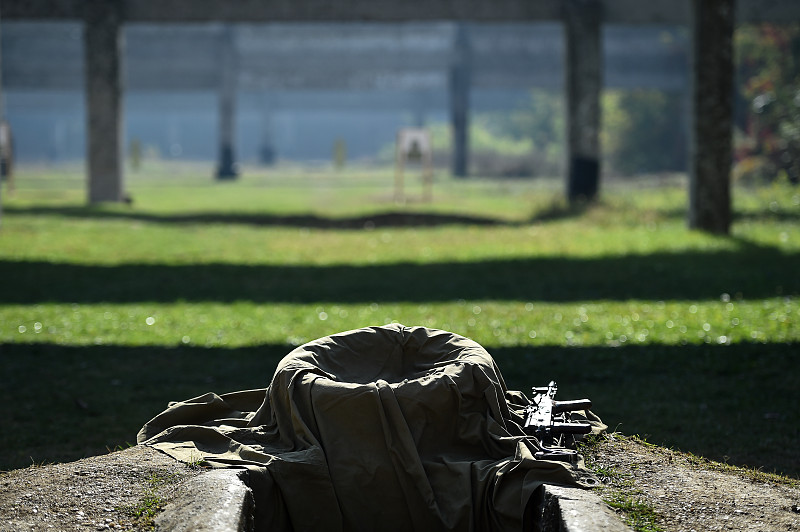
2 298 796 348
0 164 798 475
0 216 758 265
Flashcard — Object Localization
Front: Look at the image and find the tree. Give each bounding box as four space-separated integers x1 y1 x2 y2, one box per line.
735 23 800 184
688 0 735 235
602 89 687 176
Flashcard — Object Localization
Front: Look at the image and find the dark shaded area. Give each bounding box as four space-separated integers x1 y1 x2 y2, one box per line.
215 143 238 180
567 156 599 203
9 202 800 227
731 209 800 223
1 341 796 478
0 245 795 303
656 207 800 224
3 206 508 229
495 342 800 478
0 342 286 471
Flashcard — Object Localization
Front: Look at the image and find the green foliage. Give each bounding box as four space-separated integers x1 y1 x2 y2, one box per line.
426 85 690 178
125 474 169 529
384 90 563 177
605 494 664 532
476 90 564 176
602 90 687 176
417 120 535 159
735 23 800 183
187 453 210 470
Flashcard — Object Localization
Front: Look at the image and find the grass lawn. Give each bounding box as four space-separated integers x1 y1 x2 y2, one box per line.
1 164 798 477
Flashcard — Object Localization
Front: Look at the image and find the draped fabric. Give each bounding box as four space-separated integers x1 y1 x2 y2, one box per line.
138 324 603 531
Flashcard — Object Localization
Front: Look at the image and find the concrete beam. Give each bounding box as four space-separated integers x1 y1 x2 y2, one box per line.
2 0 800 23
1 22 688 92
0 0 84 20
601 0 688 24
124 0 563 23
565 0 602 203
84 0 125 203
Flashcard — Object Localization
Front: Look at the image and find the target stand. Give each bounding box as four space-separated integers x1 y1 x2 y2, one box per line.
394 128 433 203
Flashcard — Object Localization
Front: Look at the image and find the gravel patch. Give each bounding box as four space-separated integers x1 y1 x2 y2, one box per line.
1 437 799 531
587 435 800 531
0 446 200 531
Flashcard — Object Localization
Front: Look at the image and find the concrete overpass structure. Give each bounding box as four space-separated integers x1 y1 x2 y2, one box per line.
1 21 689 162
2 0 799 233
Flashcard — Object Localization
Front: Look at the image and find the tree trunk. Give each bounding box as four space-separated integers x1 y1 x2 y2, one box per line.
689 0 734 234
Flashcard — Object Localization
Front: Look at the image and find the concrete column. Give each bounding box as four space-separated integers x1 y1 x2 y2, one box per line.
689 0 734 234
412 91 427 128
449 23 471 178
84 0 125 203
564 0 602 203
259 94 275 165
216 25 238 179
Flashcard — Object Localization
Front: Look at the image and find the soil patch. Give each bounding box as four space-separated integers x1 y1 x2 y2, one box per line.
0 446 200 531
586 435 800 531
1 438 799 531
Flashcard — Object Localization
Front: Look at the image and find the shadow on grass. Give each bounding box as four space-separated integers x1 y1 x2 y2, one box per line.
493 341 800 478
2 341 797 478
3 206 511 229
0 245 794 303
0 342 287 471
733 210 800 223
656 206 800 223
4 200 603 227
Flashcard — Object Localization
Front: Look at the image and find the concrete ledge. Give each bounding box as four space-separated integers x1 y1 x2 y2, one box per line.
159 473 628 532
156 469 254 532
539 484 631 532
0 446 625 532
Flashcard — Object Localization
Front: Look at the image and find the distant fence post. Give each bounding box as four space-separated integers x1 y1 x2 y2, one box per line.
564 0 602 204
688 0 734 234
395 128 433 202
84 0 125 203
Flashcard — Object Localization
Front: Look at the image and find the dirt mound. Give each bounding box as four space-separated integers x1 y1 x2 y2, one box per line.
586 435 800 531
1 437 798 531
0 446 199 531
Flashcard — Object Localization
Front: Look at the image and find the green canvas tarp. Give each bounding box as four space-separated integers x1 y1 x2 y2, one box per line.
138 324 604 531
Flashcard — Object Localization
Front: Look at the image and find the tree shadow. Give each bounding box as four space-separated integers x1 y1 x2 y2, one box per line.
4 197 603 227
0 342 287 471
492 342 800 478
3 205 511 229
657 206 800 223
0 243 794 303
2 341 797 478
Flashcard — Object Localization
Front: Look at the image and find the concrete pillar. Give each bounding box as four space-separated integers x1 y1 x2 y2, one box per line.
564 0 602 203
449 23 471 178
412 91 427 128
689 0 734 234
259 94 275 165
216 25 238 180
84 0 125 203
